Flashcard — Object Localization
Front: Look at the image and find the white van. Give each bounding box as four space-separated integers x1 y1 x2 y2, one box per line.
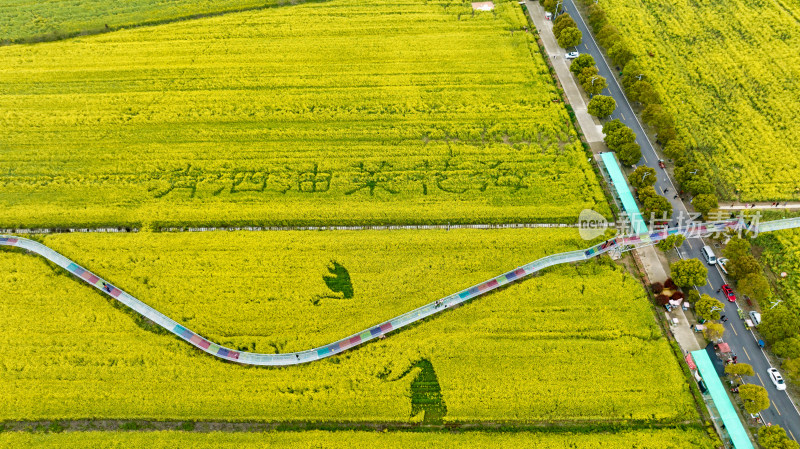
750 311 762 326
701 245 717 265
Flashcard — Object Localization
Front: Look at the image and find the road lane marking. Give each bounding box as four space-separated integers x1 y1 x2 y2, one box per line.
730 323 738 337
687 241 693 250
621 113 625 120
742 346 749 360
789 429 796 441
757 372 765 387
774 402 782 416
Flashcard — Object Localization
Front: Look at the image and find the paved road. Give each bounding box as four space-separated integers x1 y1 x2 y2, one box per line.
558 0 800 439
682 243 800 440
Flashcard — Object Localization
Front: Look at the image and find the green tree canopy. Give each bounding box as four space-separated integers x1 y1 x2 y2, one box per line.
636 186 658 203
695 294 724 321
596 24 620 48
642 104 674 131
587 4 607 32
723 237 751 261
643 195 672 220
670 259 708 287
543 0 558 14
656 234 686 252
724 363 754 377
617 141 642 166
602 118 625 135
656 127 677 145
569 54 595 76
692 193 718 218
629 80 660 105
675 164 715 195
686 289 701 304
608 41 634 68
773 337 800 359
685 177 715 196
758 424 800 449
784 358 800 384
620 59 647 88
663 139 685 160
703 322 725 341
557 27 582 48
728 254 760 280
637 185 657 202
675 163 703 184
604 124 635 151
760 307 800 343
577 66 599 84
738 272 770 305
628 166 656 190
553 14 577 40
582 74 607 96
739 384 770 415
588 95 616 118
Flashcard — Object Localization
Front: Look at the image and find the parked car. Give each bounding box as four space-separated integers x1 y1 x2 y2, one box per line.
722 284 736 302
702 245 717 265
768 368 787 391
658 159 666 169
749 311 762 326
718 258 729 275
565 51 580 60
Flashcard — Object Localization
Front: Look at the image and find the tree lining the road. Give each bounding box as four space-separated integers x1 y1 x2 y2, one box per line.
576 0 720 214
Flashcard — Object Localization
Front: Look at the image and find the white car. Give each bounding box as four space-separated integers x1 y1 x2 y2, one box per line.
565 51 580 60
718 258 729 275
768 368 787 391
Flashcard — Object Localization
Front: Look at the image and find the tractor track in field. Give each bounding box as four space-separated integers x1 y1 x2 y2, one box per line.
0 418 704 434
1 222 577 235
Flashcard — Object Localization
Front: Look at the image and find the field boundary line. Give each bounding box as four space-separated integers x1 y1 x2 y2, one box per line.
2 223 578 234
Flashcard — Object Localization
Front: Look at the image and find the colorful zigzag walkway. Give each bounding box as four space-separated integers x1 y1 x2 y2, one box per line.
1 217 797 366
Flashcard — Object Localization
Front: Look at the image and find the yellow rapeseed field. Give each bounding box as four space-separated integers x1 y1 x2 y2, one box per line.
0 429 714 448
599 0 800 200
0 0 608 228
0 230 696 423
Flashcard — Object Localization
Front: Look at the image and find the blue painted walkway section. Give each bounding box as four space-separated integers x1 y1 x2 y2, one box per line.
691 350 754 449
599 152 648 234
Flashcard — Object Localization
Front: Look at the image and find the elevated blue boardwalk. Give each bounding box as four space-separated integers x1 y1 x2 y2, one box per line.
692 350 754 449
599 152 648 234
